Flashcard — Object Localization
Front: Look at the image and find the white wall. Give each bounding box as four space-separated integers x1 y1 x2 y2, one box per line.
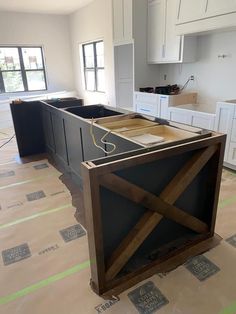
133 0 161 91
159 30 236 106
69 0 116 106
0 11 75 100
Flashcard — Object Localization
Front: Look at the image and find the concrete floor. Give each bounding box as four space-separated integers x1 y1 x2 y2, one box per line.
1 110 236 314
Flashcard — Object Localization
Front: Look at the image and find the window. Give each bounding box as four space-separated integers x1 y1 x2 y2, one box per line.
0 46 47 93
82 41 105 92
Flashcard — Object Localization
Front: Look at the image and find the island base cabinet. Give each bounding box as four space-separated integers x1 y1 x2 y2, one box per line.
81 132 225 297
10 101 45 157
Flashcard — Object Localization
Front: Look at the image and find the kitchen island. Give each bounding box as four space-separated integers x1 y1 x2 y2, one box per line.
10 99 226 297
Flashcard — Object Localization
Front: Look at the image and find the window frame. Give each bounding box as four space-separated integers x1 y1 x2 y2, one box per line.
82 40 105 93
0 45 47 94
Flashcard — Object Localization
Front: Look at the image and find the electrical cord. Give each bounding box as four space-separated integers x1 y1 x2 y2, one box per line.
180 76 194 92
90 118 116 155
0 134 15 149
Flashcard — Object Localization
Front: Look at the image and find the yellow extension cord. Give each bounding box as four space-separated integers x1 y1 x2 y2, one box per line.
90 118 117 155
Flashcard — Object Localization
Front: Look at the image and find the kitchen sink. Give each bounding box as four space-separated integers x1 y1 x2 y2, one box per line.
65 105 123 119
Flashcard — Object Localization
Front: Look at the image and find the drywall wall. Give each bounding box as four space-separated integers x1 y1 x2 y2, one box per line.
133 0 161 91
159 30 236 106
69 0 116 106
0 11 75 100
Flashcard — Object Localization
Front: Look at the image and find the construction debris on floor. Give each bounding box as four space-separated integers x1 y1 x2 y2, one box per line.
0 127 236 314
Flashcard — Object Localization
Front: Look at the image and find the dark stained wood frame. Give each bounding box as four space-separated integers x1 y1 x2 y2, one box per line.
81 132 226 298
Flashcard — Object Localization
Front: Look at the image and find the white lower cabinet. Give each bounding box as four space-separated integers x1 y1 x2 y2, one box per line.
134 92 197 119
134 92 160 117
215 101 236 169
215 102 235 164
167 107 215 130
227 119 236 167
168 108 192 125
230 119 236 142
191 112 215 130
228 142 236 166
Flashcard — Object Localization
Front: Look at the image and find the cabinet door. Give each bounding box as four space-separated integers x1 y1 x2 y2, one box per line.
230 119 236 142
64 117 83 177
164 0 182 62
42 108 55 154
176 0 206 24
228 142 236 166
215 104 235 134
51 112 68 165
191 112 215 130
205 0 236 18
147 0 165 63
113 0 132 44
215 103 235 161
135 92 159 117
123 0 133 42
168 108 192 125
114 44 134 108
113 0 124 43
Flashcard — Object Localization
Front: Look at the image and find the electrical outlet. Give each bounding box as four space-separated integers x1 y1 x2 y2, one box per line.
190 75 194 81
164 74 167 81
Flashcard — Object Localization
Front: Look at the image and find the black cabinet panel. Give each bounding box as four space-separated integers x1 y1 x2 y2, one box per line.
81 123 106 161
10 101 45 157
42 108 55 154
51 112 68 165
105 133 142 156
64 117 83 177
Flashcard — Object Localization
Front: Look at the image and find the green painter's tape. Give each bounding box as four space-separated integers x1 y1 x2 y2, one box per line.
0 261 90 306
218 195 236 209
219 301 236 314
0 203 71 230
0 161 16 166
0 174 57 191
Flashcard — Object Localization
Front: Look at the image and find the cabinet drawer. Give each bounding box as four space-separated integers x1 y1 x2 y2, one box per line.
228 142 236 166
168 109 192 125
191 114 215 130
136 102 158 117
135 92 158 104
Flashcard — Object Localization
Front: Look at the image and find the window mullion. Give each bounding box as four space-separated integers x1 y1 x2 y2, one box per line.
82 45 88 90
40 47 48 91
0 71 5 93
18 47 28 91
94 42 98 91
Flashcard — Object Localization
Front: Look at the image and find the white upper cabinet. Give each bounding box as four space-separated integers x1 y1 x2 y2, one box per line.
112 0 133 45
176 0 236 34
147 0 196 64
176 0 206 24
205 0 236 18
147 0 165 63
165 0 182 61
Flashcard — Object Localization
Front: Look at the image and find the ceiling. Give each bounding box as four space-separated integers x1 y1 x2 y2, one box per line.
0 0 94 15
